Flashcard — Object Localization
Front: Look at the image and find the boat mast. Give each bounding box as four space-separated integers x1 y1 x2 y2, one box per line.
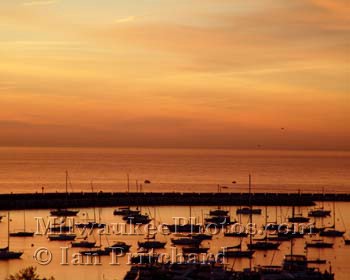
136 180 139 211
321 187 325 209
332 201 336 228
265 205 268 241
127 174 130 193
91 181 96 223
190 205 192 225
65 170 68 194
7 211 10 250
249 174 253 271
275 205 278 225
217 184 221 210
65 170 69 208
23 210 26 232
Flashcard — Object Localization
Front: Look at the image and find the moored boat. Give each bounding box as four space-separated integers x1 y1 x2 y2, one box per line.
105 241 131 253
171 237 201 246
113 207 140 216
0 212 23 260
71 240 96 248
48 233 76 241
305 239 333 248
236 207 262 215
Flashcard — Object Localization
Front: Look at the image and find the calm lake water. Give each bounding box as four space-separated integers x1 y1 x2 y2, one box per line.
0 147 350 194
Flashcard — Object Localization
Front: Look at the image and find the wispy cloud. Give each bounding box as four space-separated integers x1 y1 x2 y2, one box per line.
115 16 139 24
22 0 58 6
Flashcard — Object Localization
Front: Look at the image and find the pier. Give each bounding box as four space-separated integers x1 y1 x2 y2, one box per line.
1 191 350 210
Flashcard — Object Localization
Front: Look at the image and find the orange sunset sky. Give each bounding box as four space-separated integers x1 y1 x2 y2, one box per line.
0 0 349 150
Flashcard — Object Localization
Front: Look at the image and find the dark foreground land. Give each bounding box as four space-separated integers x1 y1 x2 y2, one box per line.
1 191 350 210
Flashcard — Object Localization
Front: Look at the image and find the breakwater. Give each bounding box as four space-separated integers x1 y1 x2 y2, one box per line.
1 191 350 210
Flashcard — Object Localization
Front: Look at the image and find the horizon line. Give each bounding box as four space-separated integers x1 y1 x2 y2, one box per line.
0 145 349 153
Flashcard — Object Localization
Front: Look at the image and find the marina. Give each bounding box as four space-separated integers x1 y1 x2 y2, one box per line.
1 201 350 279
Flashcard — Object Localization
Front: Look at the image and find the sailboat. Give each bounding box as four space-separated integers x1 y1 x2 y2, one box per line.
288 205 310 223
205 203 235 228
76 183 106 229
79 230 109 256
221 175 255 258
71 238 96 248
319 201 345 237
247 205 281 251
219 242 255 258
50 171 79 217
48 233 76 241
9 210 34 237
224 202 248 237
265 206 287 231
166 205 201 233
0 212 23 260
72 203 98 247
138 208 166 249
208 185 230 216
307 258 327 264
122 180 151 225
236 177 261 215
308 189 331 217
75 211 105 229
